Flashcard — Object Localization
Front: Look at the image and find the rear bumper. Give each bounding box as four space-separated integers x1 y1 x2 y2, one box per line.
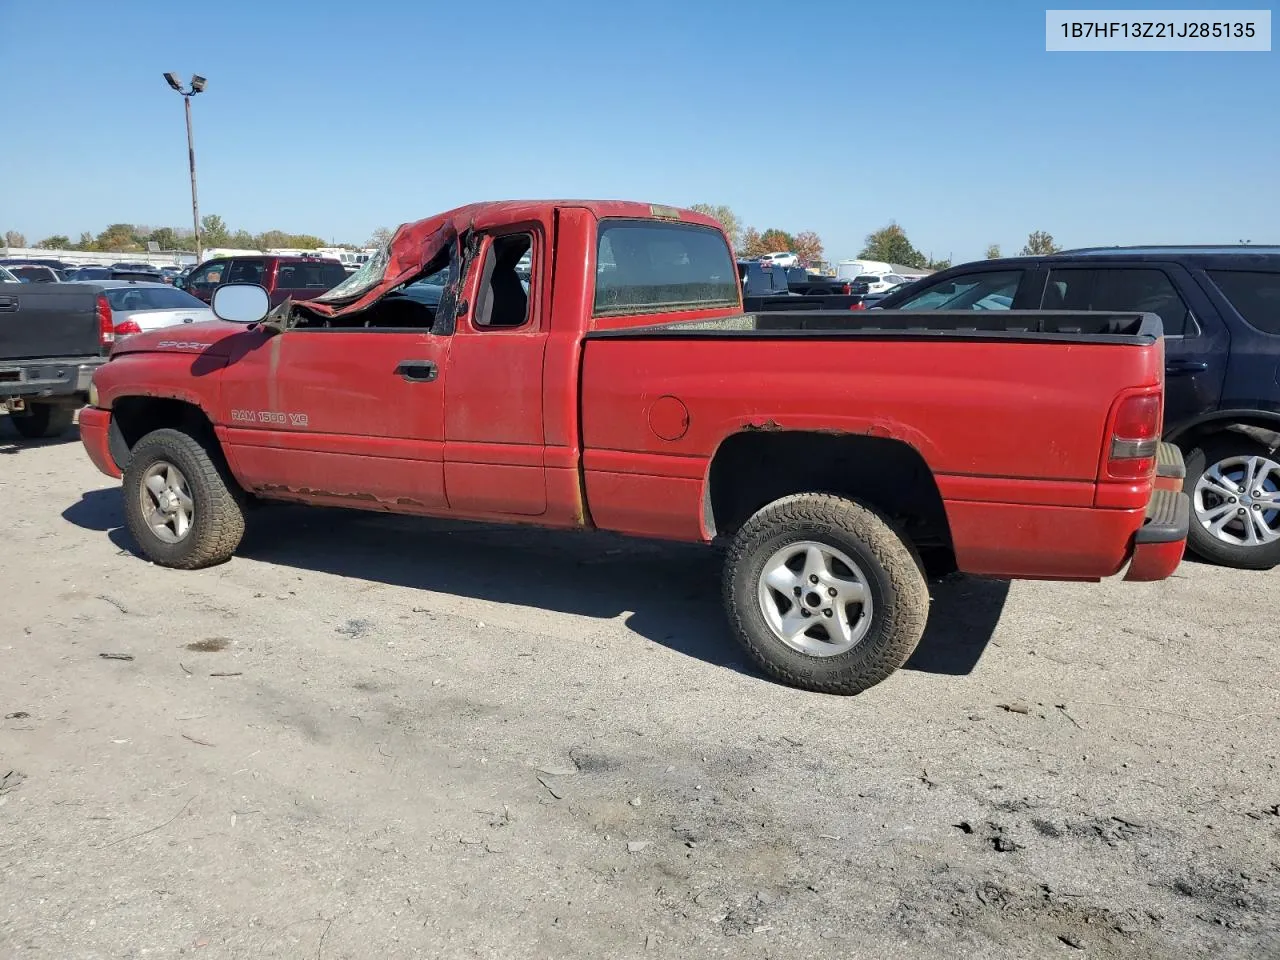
1155 440 1186 493
79 406 123 479
1118 443 1190 580
1123 487 1190 581
945 475 1189 583
0 357 102 400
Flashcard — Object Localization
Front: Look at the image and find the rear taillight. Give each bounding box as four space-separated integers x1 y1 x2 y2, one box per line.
96 294 114 346
1104 393 1161 481
115 320 142 337
849 301 866 311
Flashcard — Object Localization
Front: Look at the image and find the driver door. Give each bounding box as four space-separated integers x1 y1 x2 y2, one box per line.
216 319 452 511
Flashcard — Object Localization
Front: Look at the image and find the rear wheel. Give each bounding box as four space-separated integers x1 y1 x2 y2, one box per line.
122 428 246 569
1184 435 1280 570
9 402 75 439
723 493 929 694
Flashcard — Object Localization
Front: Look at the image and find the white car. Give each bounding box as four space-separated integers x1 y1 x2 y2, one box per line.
863 273 911 294
89 280 215 337
759 252 799 268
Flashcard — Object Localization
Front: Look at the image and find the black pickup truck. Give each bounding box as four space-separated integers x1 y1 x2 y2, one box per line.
739 262 870 312
782 267 868 297
1 282 112 439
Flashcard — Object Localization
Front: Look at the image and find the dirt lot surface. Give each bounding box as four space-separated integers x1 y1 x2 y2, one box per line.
1 417 1277 960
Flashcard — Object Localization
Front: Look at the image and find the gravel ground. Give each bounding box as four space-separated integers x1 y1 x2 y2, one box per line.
1 416 1277 960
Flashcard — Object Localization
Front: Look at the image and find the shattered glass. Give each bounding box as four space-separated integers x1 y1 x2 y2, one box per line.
315 240 393 303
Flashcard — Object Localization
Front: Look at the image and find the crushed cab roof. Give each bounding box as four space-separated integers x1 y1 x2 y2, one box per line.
297 200 722 320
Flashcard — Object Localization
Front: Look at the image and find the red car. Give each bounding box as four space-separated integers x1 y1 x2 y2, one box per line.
182 255 349 308
79 200 1188 694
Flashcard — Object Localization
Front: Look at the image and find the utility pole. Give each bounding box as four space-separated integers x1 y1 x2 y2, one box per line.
163 73 208 262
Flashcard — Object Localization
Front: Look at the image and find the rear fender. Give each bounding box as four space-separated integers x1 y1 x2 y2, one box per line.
707 413 940 466
702 426 950 554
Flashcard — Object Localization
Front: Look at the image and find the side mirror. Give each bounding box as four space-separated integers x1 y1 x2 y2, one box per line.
212 283 270 324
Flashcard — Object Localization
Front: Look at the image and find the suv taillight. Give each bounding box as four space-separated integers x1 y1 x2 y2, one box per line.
97 294 114 347
1103 393 1161 481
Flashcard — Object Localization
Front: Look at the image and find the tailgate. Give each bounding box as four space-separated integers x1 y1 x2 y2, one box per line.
0 285 102 361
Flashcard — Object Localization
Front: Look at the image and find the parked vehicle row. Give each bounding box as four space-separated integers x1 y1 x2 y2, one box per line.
0 257 189 285
738 262 872 314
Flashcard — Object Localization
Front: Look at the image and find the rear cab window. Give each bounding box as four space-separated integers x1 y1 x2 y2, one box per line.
593 219 738 318
1206 270 1280 335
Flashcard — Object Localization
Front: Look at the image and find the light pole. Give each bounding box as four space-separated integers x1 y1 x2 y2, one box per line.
163 72 207 262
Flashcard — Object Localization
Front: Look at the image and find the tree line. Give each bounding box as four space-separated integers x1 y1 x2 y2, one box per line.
689 205 825 262
984 231 1063 259
688 204 1062 271
842 224 1060 270
8 212 1065 266
2 217 352 254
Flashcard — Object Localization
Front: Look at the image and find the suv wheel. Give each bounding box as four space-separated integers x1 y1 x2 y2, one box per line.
1184 435 1280 570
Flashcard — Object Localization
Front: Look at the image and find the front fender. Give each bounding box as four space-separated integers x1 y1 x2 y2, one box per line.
93 351 227 413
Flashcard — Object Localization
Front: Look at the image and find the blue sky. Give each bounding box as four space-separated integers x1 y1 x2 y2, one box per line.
1 0 1275 263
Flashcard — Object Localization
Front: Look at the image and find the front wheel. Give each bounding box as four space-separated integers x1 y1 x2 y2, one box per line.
723 493 929 695
122 428 246 569
1184 435 1280 570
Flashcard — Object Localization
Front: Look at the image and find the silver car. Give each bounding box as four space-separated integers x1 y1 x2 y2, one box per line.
88 280 215 336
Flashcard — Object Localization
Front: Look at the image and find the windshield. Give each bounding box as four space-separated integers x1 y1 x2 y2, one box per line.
10 266 57 282
0 266 17 283
315 241 394 302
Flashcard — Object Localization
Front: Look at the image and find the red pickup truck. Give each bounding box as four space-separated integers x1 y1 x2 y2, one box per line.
79 200 1189 694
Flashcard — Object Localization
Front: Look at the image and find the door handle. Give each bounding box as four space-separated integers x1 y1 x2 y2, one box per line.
395 359 438 382
0 297 16 312
1166 360 1209 375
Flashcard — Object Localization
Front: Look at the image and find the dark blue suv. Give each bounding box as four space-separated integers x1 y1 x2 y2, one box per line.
876 247 1280 570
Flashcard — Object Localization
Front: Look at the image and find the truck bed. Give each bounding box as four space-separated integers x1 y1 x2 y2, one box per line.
587 309 1162 343
578 309 1167 579
0 284 105 361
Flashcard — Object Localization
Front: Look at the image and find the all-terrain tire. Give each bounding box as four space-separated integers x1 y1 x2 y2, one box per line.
10 403 75 439
723 493 929 695
1184 435 1280 570
122 428 246 569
